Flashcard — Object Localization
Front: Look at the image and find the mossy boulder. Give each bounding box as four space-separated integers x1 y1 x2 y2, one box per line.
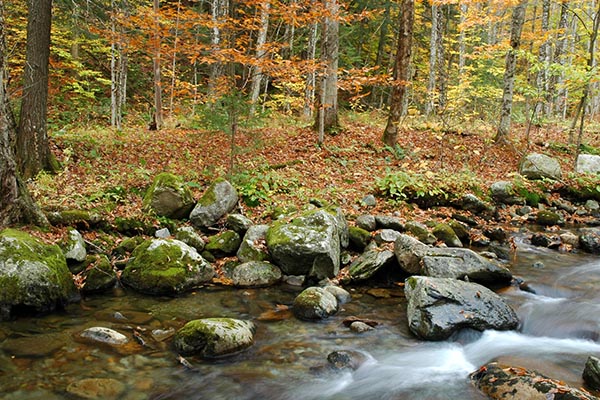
432 223 463 248
225 214 253 235
536 210 563 226
205 230 241 257
405 276 518 340
62 229 87 264
174 226 205 252
189 178 239 229
347 247 396 282
173 318 255 358
143 172 196 219
121 239 214 295
266 208 347 280
231 261 282 287
81 255 117 293
237 225 270 263
46 210 104 229
405 221 436 245
348 226 371 251
292 286 338 320
0 229 78 320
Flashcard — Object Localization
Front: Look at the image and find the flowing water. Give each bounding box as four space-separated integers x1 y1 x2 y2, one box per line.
1 239 600 399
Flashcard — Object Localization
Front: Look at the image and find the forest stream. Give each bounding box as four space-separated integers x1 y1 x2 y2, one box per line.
1 236 600 400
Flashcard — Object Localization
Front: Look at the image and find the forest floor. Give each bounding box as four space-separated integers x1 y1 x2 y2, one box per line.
32 111 600 235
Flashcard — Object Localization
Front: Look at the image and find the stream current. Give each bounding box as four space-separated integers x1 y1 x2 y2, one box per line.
1 239 599 399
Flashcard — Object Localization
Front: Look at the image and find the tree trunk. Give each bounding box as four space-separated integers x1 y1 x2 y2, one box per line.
369 0 391 108
314 0 339 135
303 4 318 119
110 0 128 130
16 0 54 180
250 0 270 116
208 0 228 100
458 3 467 76
548 1 569 117
152 0 163 130
169 0 182 117
494 0 527 143
0 3 47 228
534 0 550 118
382 0 414 148
426 3 441 116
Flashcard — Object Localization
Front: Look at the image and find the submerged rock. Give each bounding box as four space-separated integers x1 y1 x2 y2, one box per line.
122 239 214 295
405 276 518 340
293 286 338 320
471 362 597 400
80 327 129 345
0 229 78 320
327 350 370 371
2 333 66 357
173 318 255 358
66 378 126 400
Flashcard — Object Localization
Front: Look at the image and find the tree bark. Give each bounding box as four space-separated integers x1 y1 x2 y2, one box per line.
0 3 47 228
208 0 228 100
16 0 54 180
303 3 318 119
152 0 163 130
314 0 339 135
494 0 527 143
250 0 270 116
382 0 414 148
426 3 444 116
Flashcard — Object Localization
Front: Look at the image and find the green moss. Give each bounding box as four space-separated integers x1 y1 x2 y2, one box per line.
205 230 241 256
197 178 226 207
406 277 418 290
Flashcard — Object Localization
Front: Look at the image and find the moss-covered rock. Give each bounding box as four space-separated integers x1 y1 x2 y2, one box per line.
143 172 195 219
432 223 463 247
82 255 117 293
62 229 87 264
231 261 282 287
237 225 270 263
174 226 205 252
347 247 396 282
121 239 214 295
46 210 104 229
205 230 241 257
536 210 563 226
112 236 144 258
189 178 239 229
405 221 436 245
292 286 338 320
0 229 78 320
348 226 371 251
173 318 255 357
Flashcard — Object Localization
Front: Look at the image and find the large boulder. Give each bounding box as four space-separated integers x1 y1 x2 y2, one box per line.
143 172 195 219
121 239 214 295
266 208 347 280
0 229 78 320
583 355 600 391
577 154 600 174
231 261 281 287
490 181 524 205
189 178 239 229
205 230 241 257
405 276 518 340
519 153 562 180
471 363 597 400
62 229 87 264
293 286 338 320
173 318 255 357
81 255 117 293
394 234 512 284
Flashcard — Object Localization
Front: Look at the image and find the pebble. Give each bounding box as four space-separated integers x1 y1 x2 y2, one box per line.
80 327 129 345
350 321 374 333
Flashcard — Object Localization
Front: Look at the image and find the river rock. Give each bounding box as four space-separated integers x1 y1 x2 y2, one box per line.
173 318 255 357
293 286 338 320
348 226 372 251
121 239 214 295
231 261 281 287
237 224 270 262
347 247 396 282
0 229 78 320
205 230 241 257
323 285 351 305
189 178 239 229
82 255 117 293
432 223 462 247
355 215 377 231
266 208 347 280
471 362 597 400
577 154 600 174
63 229 87 263
519 153 562 180
143 172 195 219
405 276 519 340
375 215 404 231
405 221 437 244
536 210 563 226
579 229 600 254
490 181 524 205
66 378 126 400
226 213 253 235
583 355 600 391
80 327 129 345
395 234 512 284
2 333 66 357
455 193 495 214
174 226 205 252
327 350 370 371
374 229 402 245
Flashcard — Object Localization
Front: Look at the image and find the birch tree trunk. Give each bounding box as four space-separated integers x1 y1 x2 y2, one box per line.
458 3 467 77
152 0 163 130
303 6 318 119
208 0 228 100
169 0 182 117
16 0 54 179
0 2 47 227
426 3 441 116
250 1 270 116
314 0 339 137
548 1 569 117
110 0 128 130
383 0 414 148
535 0 550 118
495 0 527 143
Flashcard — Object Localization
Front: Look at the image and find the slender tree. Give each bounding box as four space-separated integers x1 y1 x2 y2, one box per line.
152 0 163 130
495 0 527 143
382 0 414 148
0 1 47 227
15 0 55 179
250 0 271 115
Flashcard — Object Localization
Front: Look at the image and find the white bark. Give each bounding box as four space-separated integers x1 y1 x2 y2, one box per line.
250 1 270 115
